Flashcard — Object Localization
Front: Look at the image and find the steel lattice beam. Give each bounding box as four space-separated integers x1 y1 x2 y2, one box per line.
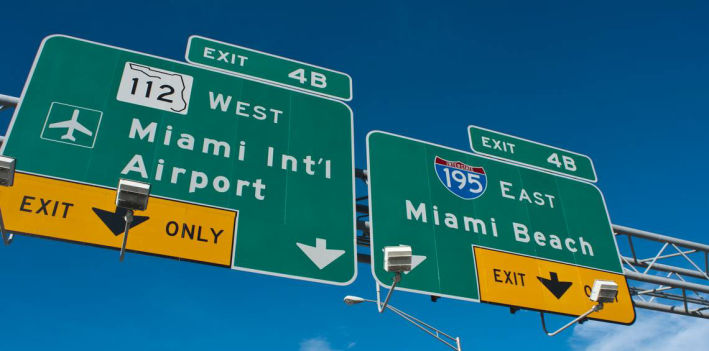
614 225 709 319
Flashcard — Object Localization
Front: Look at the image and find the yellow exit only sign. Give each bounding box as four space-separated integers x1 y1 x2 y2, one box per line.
474 247 635 324
0 173 237 266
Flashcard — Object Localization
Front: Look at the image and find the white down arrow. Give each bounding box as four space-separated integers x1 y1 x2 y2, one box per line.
296 238 345 270
404 255 427 274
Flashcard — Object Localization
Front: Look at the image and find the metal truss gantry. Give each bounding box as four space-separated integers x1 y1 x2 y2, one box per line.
614 225 709 318
1 95 708 319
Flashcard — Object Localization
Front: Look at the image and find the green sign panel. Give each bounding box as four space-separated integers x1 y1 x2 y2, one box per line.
468 125 597 183
2 35 356 285
186 35 352 101
367 131 621 301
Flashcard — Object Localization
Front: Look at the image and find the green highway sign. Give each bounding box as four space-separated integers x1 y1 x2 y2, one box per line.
367 131 633 323
1 35 356 285
468 125 597 182
186 35 352 101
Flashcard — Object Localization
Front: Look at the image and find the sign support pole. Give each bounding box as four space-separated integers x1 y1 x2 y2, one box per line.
376 273 401 313
0 214 13 245
119 210 133 261
344 293 462 350
114 178 151 262
539 303 604 336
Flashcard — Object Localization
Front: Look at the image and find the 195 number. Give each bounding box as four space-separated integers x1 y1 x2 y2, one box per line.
442 168 484 194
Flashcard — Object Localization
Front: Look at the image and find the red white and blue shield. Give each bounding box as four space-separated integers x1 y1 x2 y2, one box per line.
434 156 487 199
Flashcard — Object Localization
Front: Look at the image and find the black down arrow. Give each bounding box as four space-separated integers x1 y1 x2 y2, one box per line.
537 272 573 299
92 207 149 236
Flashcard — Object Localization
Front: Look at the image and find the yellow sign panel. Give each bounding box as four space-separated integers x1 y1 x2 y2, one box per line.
474 246 635 324
0 173 237 266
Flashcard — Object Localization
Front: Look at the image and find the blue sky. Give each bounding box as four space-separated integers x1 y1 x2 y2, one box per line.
1 1 709 350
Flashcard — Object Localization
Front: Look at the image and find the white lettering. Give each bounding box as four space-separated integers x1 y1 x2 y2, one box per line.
121 154 148 178
129 118 156 142
406 200 427 222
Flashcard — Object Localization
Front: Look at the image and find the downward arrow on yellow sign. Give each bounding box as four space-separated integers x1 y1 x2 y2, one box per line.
0 173 238 266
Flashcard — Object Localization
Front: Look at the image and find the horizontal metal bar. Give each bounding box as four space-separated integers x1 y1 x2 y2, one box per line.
634 286 673 295
355 168 367 181
633 300 708 319
358 253 371 261
614 224 709 252
630 287 709 306
624 270 709 294
636 286 674 297
0 94 19 107
356 239 370 248
639 249 697 263
357 220 370 232
622 256 709 280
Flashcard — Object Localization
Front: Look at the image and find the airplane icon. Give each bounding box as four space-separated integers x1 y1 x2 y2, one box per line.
48 109 93 142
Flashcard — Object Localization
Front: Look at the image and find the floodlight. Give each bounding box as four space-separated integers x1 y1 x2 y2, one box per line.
0 156 15 244
116 179 150 211
589 280 618 303
115 179 151 261
0 155 16 187
384 245 412 273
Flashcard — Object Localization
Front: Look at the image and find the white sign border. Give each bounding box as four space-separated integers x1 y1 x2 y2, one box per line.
366 130 623 303
468 124 598 183
1 34 358 287
185 35 353 102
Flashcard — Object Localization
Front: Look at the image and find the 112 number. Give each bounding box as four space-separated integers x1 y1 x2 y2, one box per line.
129 78 174 103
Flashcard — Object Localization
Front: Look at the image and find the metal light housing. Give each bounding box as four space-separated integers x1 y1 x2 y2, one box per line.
115 179 150 211
0 156 16 187
384 245 412 273
589 279 619 303
343 296 365 305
